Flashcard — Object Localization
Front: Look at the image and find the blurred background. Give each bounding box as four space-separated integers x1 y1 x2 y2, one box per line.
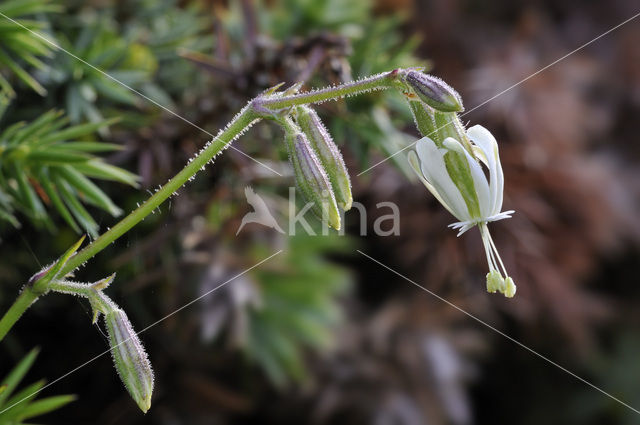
1 0 640 423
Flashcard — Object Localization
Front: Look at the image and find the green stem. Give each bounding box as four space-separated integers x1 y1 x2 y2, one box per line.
59 106 259 276
262 70 400 109
0 106 259 341
0 68 405 342
0 289 39 341
48 280 115 313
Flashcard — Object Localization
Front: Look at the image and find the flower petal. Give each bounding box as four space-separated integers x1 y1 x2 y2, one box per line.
443 137 491 219
415 136 470 221
467 125 504 215
408 151 457 217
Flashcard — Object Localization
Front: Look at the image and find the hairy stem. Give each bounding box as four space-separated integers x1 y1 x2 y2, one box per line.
0 289 39 340
0 106 258 341
262 70 400 109
0 68 406 342
59 106 259 276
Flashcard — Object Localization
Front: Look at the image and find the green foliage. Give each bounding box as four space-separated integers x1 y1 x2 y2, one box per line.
257 0 371 39
40 17 152 129
20 0 212 131
2 0 420 409
0 108 138 236
120 0 211 97
247 233 352 386
0 348 75 424
0 0 60 97
234 0 425 176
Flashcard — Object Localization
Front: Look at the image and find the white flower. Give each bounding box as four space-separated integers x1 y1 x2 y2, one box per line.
408 124 516 297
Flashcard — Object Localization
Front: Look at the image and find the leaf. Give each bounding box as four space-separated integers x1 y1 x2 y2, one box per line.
27 235 85 291
52 142 123 153
0 349 75 423
5 33 52 58
28 149 91 164
34 118 118 146
0 0 61 17
13 395 76 421
0 348 39 406
3 380 45 412
0 109 136 230
55 165 122 216
36 168 80 233
74 160 139 187
0 47 47 96
11 162 47 221
53 175 99 238
12 110 63 144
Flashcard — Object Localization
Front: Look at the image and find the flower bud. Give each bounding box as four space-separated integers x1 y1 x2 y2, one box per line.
296 106 352 210
104 308 154 413
285 129 341 230
404 70 463 112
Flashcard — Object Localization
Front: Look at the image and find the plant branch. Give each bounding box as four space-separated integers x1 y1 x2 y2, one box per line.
0 289 39 341
0 68 407 342
59 105 260 276
261 69 401 110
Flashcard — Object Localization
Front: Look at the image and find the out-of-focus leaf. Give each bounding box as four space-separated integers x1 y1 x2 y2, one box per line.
0 348 74 423
74 160 139 187
10 394 76 421
0 107 136 233
0 0 58 97
0 348 39 407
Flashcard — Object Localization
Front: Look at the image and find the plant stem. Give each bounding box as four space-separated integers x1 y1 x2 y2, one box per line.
0 106 258 342
0 68 405 342
48 280 115 313
59 69 402 276
59 106 259 276
0 289 39 341
262 70 400 110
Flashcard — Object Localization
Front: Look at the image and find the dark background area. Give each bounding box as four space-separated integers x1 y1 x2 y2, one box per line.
1 0 640 424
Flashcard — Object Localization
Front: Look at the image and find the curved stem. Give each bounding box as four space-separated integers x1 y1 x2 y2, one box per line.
60 105 259 276
0 106 259 342
0 68 406 342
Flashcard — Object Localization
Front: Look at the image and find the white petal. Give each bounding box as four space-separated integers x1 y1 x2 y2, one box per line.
415 136 470 221
442 137 491 219
467 125 504 215
486 210 514 223
408 151 457 217
447 220 476 236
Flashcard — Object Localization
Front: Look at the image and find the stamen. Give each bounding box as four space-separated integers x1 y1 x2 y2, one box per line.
479 224 498 273
486 228 508 277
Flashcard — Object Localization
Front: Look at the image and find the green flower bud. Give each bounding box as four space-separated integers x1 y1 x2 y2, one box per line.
104 308 154 413
404 70 463 112
285 129 341 230
296 106 352 210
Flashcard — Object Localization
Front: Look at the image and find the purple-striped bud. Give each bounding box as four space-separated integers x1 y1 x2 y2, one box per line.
296 106 352 211
286 129 341 230
104 308 154 413
404 70 463 112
